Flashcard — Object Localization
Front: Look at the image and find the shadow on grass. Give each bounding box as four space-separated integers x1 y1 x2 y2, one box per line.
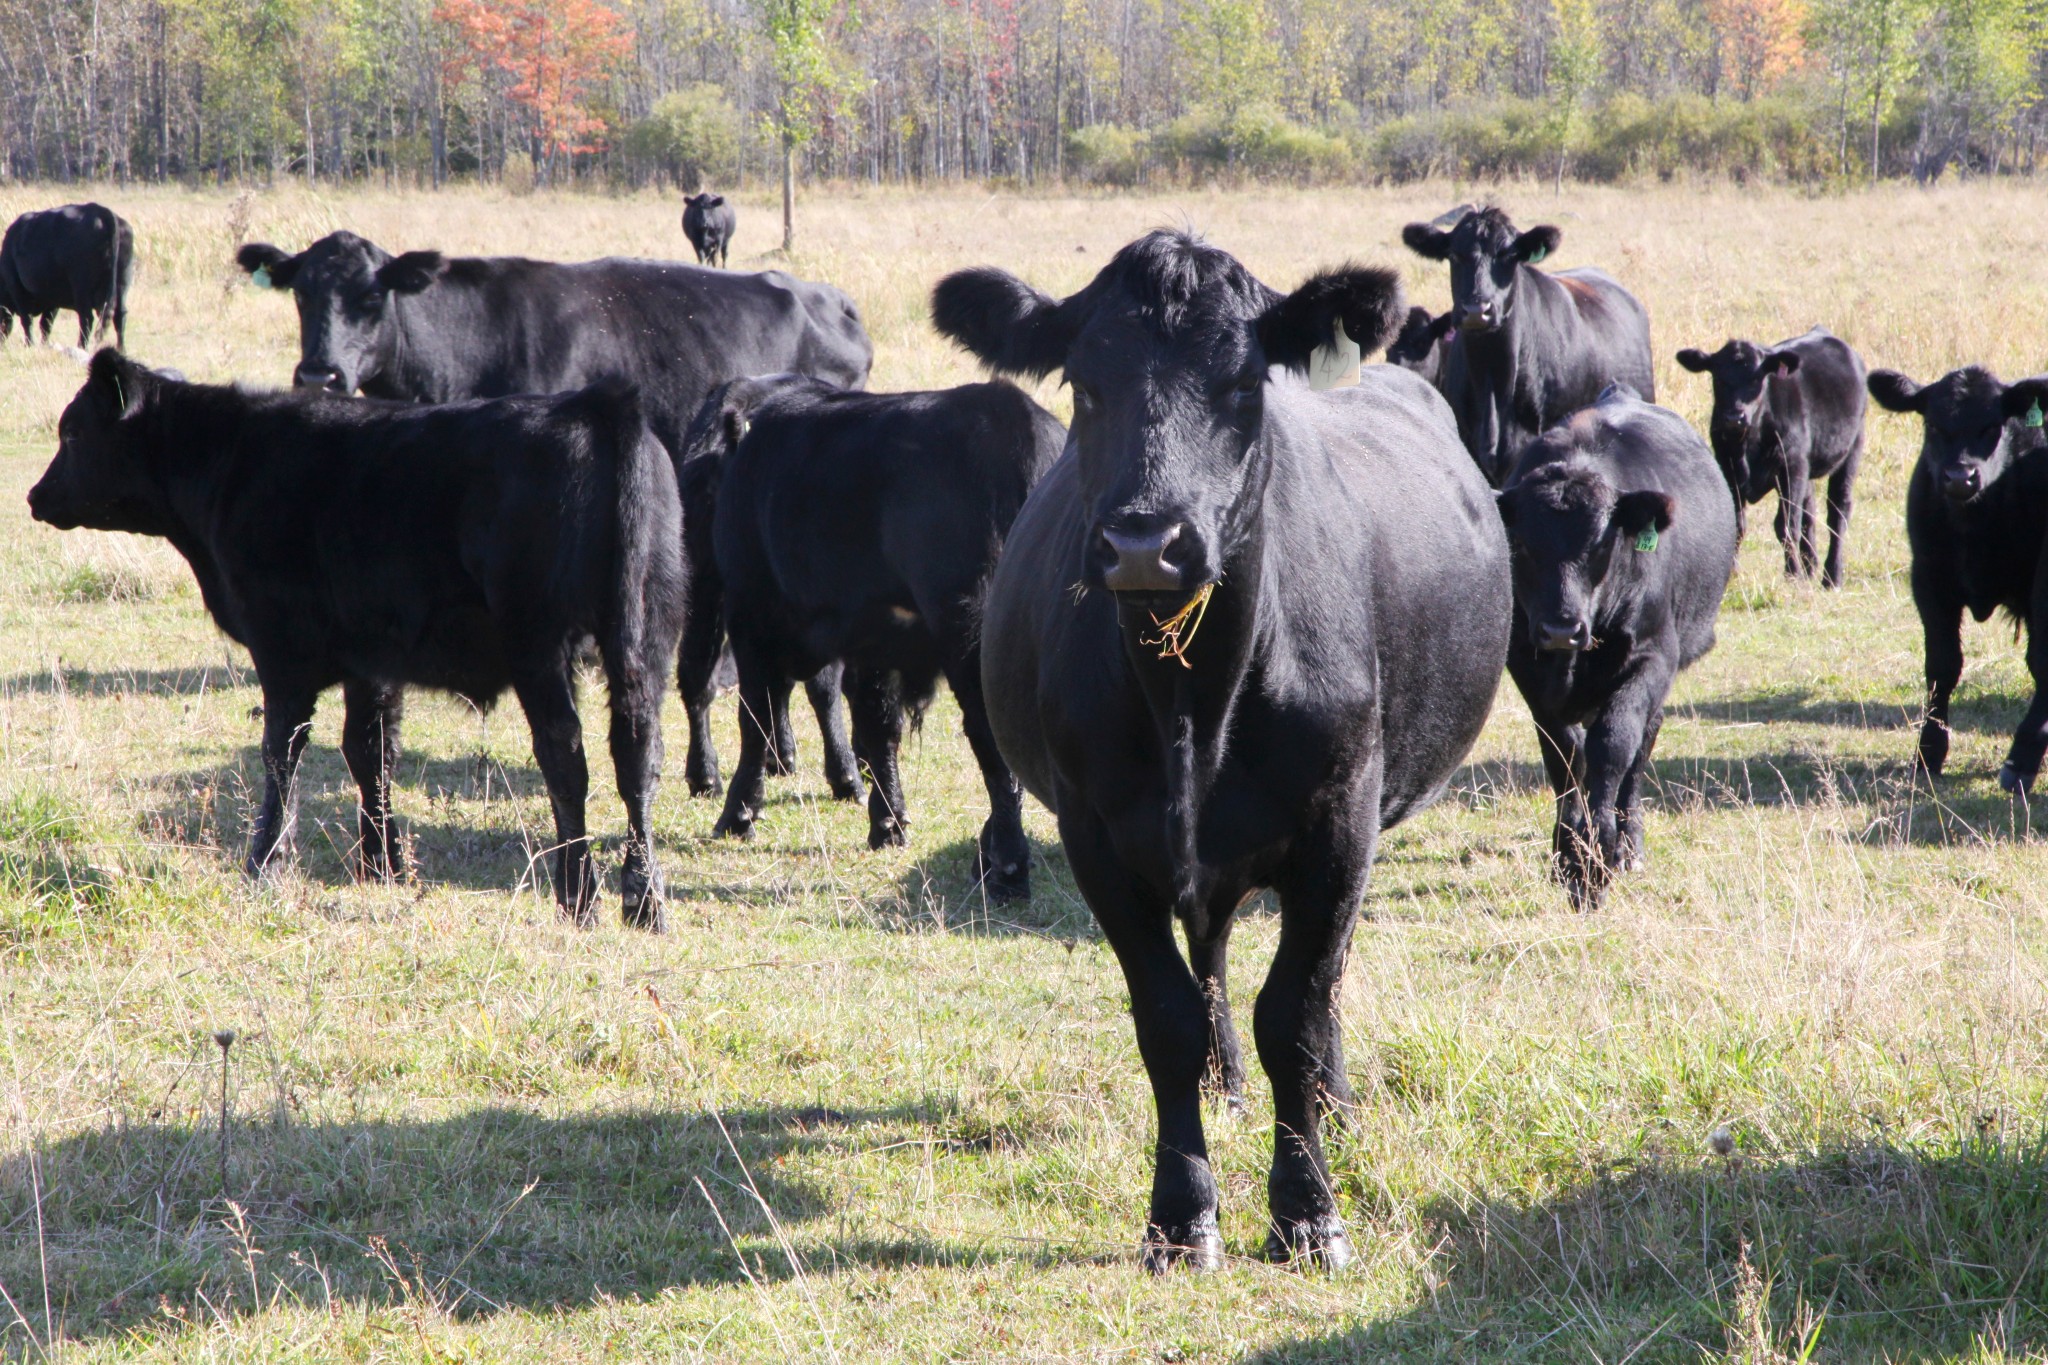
1681 682 2036 737
884 832 1094 940
2 1103 1066 1344
0 661 254 698
1256 1136 2048 1363
1453 747 2048 847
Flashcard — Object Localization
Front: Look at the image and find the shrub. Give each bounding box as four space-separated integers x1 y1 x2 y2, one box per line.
625 85 742 190
1064 123 1145 186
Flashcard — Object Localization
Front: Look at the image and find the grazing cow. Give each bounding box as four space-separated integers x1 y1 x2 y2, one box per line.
1384 304 1456 386
1676 328 1867 585
0 203 134 349
1401 206 1655 484
236 229 871 793
234 231 870 451
680 375 1064 900
682 193 736 267
935 232 1510 1270
1496 385 1737 910
26 351 686 928
1867 366 2048 791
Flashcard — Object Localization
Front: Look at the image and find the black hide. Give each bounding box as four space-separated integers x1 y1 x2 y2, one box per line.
682 193 737 267
0 203 134 349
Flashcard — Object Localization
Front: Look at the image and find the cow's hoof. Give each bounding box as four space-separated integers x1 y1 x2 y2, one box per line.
1263 1217 1353 1272
977 859 1030 904
828 774 864 803
686 775 723 799
1140 1219 1224 1275
711 810 756 841
621 868 667 932
558 898 600 930
1999 762 2034 796
868 820 908 851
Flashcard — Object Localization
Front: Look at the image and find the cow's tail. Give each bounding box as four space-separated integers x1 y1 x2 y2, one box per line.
103 213 127 347
583 377 685 695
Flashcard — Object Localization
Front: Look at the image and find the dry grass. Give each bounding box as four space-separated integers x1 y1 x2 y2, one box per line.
0 178 2046 1362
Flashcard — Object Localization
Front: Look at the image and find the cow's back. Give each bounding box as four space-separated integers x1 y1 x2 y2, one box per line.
1547 266 1656 403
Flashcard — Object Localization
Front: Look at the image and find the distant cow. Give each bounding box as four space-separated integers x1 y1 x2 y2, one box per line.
1385 304 1456 386
1497 385 1737 910
683 193 736 267
936 232 1510 1271
0 203 134 349
27 351 686 928
1402 206 1655 484
234 231 871 456
1677 328 1867 586
1868 366 2048 791
680 374 1064 900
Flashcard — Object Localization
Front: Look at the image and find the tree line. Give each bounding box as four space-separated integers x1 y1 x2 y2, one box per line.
3 0 2045 200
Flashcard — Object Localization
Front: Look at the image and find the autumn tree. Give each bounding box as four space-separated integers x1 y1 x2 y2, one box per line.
1708 0 1808 98
437 0 632 182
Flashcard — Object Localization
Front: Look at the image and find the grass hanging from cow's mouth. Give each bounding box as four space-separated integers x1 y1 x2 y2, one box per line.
1142 582 1215 668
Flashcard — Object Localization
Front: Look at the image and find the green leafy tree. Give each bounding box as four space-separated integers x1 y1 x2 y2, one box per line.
627 84 741 187
756 0 853 249
1547 0 1603 190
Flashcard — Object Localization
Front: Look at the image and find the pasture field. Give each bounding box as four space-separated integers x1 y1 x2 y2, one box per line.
0 179 2046 1363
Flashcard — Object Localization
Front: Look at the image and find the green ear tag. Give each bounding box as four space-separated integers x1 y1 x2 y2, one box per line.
2027 399 2044 429
1634 527 1659 553
1527 245 1548 264
251 265 271 290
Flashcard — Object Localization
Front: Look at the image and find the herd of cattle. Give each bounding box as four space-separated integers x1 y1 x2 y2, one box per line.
11 194 2048 1270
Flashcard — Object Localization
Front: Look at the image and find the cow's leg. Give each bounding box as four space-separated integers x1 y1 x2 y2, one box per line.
245 685 318 879
764 677 801 776
677 610 727 799
1821 449 1858 589
941 650 1029 900
37 313 54 345
1998 558 2048 796
847 667 910 849
1773 485 1802 579
1533 714 1591 895
339 679 404 882
1185 916 1246 1113
76 308 96 350
1800 482 1822 578
1260 798 1376 1269
1576 662 1672 910
606 654 668 932
512 664 596 924
711 643 777 840
1615 703 1664 873
805 663 863 800
1912 556 1965 779
1061 802 1221 1271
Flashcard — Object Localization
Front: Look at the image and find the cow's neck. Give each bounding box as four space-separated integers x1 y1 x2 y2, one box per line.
378 281 490 402
1114 488 1271 919
135 390 241 627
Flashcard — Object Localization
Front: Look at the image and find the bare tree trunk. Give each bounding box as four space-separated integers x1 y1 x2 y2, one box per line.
781 128 795 251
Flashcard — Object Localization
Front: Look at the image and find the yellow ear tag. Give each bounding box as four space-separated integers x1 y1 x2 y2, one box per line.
1308 318 1360 392
1634 527 1659 553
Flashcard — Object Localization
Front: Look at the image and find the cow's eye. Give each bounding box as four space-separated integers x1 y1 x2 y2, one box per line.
1070 382 1098 414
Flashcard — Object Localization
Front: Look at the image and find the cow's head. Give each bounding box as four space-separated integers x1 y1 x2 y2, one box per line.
1386 305 1454 373
237 231 446 393
1868 366 2048 507
932 230 1402 599
1401 207 1559 336
28 349 173 536
1676 340 1801 502
1496 428 1675 658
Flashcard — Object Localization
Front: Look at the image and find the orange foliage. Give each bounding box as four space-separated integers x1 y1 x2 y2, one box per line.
437 0 633 157
1707 0 1808 97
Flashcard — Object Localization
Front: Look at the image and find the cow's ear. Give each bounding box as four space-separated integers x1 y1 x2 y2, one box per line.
1514 225 1562 265
377 251 446 294
236 243 301 289
2001 378 2048 428
87 347 152 419
1428 310 1457 342
1675 348 1713 373
1258 265 1404 373
1401 223 1452 260
1867 369 1925 413
931 267 1075 379
1767 350 1802 376
1614 489 1675 536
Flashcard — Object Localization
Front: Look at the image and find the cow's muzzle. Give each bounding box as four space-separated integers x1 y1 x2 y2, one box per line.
1537 617 1594 653
1940 464 1982 503
1095 520 1190 593
293 363 348 393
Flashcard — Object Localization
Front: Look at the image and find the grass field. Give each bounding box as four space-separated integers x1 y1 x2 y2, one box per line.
2 177 2047 1363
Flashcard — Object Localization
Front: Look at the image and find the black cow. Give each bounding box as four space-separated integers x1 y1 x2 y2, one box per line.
935 232 1511 1270
683 193 736 267
1402 206 1655 484
235 229 871 795
233 231 870 451
27 351 686 928
0 203 135 349
1868 366 2048 792
1676 327 1867 585
1384 304 1456 386
1497 385 1737 910
679 375 1063 899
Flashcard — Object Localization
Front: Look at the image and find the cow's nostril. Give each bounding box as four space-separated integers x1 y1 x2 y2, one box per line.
1100 523 1187 593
